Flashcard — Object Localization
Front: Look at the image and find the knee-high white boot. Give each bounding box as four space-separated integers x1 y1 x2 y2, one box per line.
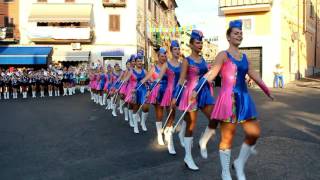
219 149 232 180
178 121 186 147
68 88 72 95
102 93 107 106
199 126 216 159
233 143 256 180
90 91 94 100
124 107 129 121
140 112 148 131
112 103 117 117
165 126 176 155
63 88 67 96
128 110 134 127
118 99 124 114
155 122 165 145
132 113 139 134
184 137 199 171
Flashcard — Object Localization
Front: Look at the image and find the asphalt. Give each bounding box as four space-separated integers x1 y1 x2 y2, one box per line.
0 86 319 180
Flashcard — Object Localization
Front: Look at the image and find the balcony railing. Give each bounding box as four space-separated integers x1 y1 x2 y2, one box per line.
0 26 19 43
29 27 93 43
219 0 272 14
103 0 126 7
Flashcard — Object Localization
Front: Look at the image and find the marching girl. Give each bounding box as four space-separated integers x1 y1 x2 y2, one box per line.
20 71 29 99
93 70 101 104
29 72 37 98
191 20 274 180
124 53 149 134
39 71 47 98
88 70 95 100
54 73 61 96
148 40 182 154
47 71 55 97
62 67 69 96
119 56 134 122
97 69 106 106
110 63 123 116
140 47 168 145
0 74 3 100
172 30 218 170
69 68 76 95
3 72 11 99
104 65 113 109
79 68 87 94
11 73 19 99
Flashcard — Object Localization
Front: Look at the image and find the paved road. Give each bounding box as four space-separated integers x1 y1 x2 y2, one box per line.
0 86 319 180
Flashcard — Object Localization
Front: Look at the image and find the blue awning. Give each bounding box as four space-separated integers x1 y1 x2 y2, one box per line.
101 49 124 57
0 46 52 65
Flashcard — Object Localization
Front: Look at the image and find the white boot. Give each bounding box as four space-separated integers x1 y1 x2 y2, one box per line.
199 126 216 159
132 113 139 134
140 112 148 131
178 121 186 147
32 91 36 98
233 143 256 180
107 99 112 109
63 88 67 96
156 122 165 145
219 149 232 180
93 94 97 103
6 92 10 99
124 107 129 121
72 87 76 94
41 91 44 97
99 95 103 106
57 90 60 96
102 94 107 105
68 88 72 95
184 137 199 171
95 95 99 104
129 110 134 127
25 92 28 98
49 91 52 97
118 100 124 114
112 103 117 117
166 126 176 155
90 91 94 100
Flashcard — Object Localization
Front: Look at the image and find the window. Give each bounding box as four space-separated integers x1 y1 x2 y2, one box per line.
65 0 75 2
4 16 9 27
4 0 14 2
109 15 120 32
37 0 47 2
37 22 48 27
310 1 315 18
154 1 157 21
148 0 152 11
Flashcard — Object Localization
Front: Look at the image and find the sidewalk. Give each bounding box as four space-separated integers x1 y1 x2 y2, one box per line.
285 75 320 89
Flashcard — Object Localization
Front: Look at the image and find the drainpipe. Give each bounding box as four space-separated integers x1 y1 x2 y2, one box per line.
315 0 318 75
298 0 301 79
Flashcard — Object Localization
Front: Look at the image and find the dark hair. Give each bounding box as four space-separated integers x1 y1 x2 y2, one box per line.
226 27 233 36
189 38 195 45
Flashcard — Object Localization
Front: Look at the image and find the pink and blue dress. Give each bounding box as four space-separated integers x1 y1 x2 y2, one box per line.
211 51 257 123
160 61 181 107
178 57 215 111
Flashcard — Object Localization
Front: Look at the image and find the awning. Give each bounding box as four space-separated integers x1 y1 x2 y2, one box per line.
101 50 124 57
52 51 90 62
0 46 52 65
29 3 92 22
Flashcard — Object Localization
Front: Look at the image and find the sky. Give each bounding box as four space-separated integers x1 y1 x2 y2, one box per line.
175 0 225 38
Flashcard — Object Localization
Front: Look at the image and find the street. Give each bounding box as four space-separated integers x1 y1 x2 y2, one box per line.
0 86 320 180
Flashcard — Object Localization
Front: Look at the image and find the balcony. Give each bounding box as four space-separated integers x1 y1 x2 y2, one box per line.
103 0 126 8
219 0 272 15
28 27 93 43
0 26 19 44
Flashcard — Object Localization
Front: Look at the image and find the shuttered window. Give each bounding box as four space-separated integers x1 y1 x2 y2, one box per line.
109 15 120 32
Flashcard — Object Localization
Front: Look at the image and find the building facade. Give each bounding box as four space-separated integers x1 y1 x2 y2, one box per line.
218 0 320 87
0 0 19 44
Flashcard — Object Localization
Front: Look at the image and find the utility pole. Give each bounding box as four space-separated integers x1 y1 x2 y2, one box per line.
144 0 149 69
314 0 318 75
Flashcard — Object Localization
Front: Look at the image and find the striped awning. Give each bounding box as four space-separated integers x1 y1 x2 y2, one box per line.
52 51 90 62
29 3 92 22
